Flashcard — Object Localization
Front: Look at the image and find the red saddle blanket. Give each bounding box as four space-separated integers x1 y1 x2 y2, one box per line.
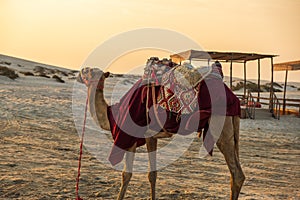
107 78 240 165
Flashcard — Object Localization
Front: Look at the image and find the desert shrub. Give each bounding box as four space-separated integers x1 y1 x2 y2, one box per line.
262 83 283 92
52 75 65 83
37 73 50 78
231 81 285 92
0 61 12 65
231 81 244 91
0 66 19 79
261 85 270 92
68 72 75 76
116 74 124 77
47 68 55 74
231 81 262 92
265 82 282 88
20 71 34 76
58 71 68 76
34 66 45 73
246 82 261 92
35 66 57 74
261 85 282 92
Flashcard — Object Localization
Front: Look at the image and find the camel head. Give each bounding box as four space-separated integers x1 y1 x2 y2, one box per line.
77 67 110 90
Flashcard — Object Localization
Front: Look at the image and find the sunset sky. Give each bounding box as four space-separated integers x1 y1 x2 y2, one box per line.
1 0 299 82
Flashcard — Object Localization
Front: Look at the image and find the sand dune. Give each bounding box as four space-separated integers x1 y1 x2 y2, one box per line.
0 55 299 199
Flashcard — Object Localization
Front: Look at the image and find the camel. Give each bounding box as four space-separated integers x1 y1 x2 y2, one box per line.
76 67 245 200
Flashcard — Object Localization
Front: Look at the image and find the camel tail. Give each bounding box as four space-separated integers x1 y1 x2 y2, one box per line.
232 116 240 159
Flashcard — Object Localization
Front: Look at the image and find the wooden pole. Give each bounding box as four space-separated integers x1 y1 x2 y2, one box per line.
230 59 233 89
283 69 288 115
257 59 261 102
270 57 274 111
244 61 247 99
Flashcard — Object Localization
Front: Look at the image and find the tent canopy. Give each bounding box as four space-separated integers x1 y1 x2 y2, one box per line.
274 60 300 71
273 60 300 115
170 49 277 63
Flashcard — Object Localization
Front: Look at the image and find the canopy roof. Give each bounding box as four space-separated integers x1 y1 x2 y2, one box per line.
170 49 277 63
274 60 300 71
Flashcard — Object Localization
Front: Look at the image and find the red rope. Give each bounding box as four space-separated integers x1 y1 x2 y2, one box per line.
75 96 89 200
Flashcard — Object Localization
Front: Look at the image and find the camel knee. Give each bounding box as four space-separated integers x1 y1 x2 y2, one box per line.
122 171 132 184
148 171 157 184
236 170 245 186
231 168 245 193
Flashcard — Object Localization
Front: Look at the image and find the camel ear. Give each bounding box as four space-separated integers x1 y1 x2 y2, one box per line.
104 72 110 78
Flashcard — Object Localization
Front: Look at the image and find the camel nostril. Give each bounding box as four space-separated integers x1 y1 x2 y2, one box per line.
76 74 83 83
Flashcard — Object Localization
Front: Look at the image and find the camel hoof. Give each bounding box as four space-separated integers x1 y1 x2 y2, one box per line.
153 132 173 139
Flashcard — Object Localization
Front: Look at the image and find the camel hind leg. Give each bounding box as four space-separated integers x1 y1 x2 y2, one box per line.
117 142 137 200
146 137 157 200
233 115 240 160
216 116 245 200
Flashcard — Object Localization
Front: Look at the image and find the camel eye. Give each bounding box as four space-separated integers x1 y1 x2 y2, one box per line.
91 70 95 77
82 68 88 75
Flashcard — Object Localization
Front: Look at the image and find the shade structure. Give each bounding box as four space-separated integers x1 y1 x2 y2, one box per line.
170 49 277 103
274 60 300 71
170 49 276 63
274 60 300 114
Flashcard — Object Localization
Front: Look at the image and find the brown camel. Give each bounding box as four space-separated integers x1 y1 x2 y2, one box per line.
77 67 245 200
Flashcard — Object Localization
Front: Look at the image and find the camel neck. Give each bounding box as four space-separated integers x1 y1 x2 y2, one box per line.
88 86 110 131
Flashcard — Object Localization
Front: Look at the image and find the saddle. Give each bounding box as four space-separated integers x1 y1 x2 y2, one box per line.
141 57 212 115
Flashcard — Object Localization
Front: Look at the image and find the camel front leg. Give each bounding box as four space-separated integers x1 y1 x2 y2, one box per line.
117 142 137 200
146 137 157 200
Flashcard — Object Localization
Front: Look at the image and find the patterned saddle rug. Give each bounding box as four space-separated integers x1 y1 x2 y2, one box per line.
157 63 211 114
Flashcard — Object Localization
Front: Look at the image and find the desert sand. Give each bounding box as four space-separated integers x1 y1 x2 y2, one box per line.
0 55 299 199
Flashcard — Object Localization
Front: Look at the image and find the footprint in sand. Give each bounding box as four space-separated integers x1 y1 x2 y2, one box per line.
0 111 20 133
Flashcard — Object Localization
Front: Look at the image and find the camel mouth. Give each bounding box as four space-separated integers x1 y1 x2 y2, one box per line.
76 67 110 86
76 68 91 84
76 73 84 84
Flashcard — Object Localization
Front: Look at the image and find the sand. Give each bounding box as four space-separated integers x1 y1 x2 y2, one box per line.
0 56 299 199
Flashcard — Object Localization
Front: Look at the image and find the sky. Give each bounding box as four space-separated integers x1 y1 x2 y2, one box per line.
0 0 300 82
